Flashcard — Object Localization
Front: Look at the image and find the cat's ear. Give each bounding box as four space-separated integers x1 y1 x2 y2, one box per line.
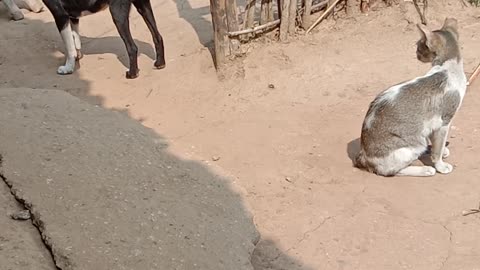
441 17 459 39
417 23 434 48
442 18 458 31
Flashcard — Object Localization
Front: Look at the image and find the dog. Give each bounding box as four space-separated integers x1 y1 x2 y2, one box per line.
41 0 165 79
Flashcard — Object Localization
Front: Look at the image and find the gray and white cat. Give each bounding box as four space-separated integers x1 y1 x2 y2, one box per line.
354 18 467 177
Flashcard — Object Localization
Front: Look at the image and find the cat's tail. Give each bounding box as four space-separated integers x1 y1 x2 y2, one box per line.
353 149 367 169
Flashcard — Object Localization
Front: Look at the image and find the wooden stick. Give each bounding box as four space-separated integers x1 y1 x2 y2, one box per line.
287 0 297 34
268 0 274 21
462 202 480 216
302 0 312 29
260 0 269 24
413 0 427 25
228 19 281 36
279 0 290 41
209 0 229 68
226 0 240 53
311 0 328 12
305 0 340 34
423 0 428 22
246 0 256 28
277 0 282 19
467 62 480 86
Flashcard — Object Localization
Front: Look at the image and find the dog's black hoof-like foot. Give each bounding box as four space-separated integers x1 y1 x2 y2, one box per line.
154 60 166 70
126 70 139 79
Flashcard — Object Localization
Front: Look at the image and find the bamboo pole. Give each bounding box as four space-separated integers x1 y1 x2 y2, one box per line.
305 0 340 34
228 19 281 36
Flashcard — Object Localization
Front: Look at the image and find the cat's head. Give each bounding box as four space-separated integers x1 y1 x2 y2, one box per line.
415 18 460 65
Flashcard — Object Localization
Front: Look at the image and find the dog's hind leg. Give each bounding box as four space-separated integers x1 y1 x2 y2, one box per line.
109 1 139 79
71 18 83 60
133 0 165 69
42 0 77 74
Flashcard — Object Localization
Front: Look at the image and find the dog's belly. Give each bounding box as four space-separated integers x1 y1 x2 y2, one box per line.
80 3 108 16
61 0 110 18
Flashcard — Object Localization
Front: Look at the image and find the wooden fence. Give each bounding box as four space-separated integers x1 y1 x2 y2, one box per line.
208 0 352 67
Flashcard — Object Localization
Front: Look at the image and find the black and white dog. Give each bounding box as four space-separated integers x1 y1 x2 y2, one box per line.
42 0 165 79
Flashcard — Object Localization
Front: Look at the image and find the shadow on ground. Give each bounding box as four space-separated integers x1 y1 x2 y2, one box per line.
172 0 215 59
0 10 314 270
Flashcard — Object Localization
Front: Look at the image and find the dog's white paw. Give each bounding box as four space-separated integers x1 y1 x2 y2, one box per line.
57 65 74 75
435 161 453 174
443 147 450 158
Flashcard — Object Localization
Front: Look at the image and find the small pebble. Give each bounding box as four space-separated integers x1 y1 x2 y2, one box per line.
11 210 31 221
212 156 221 161
268 84 275 89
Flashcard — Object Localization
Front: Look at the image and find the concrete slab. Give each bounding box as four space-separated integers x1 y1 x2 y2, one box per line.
0 88 259 270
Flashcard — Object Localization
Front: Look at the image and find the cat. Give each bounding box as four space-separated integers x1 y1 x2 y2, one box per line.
354 18 467 177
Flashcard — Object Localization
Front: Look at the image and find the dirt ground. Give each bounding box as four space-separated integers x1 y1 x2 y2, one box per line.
1 0 480 269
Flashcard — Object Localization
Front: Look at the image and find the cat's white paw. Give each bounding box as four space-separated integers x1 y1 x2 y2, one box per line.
57 65 74 75
423 166 437 176
435 161 453 174
443 147 450 158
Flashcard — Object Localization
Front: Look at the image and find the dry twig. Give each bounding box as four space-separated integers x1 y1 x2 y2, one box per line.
413 0 428 25
462 202 480 216
467 62 480 86
305 0 341 34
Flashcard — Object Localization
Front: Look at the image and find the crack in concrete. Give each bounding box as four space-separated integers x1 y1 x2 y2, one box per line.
405 217 454 270
268 215 335 264
0 155 63 270
287 215 335 252
439 224 453 270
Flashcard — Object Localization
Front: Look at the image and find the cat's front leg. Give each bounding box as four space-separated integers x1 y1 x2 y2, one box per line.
430 125 453 174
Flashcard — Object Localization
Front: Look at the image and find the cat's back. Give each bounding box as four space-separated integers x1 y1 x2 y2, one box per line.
363 70 448 131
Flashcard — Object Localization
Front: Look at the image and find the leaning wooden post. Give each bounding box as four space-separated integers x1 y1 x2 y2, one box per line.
209 0 229 68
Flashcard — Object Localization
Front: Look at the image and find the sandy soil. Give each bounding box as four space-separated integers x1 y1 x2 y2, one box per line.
1 0 480 269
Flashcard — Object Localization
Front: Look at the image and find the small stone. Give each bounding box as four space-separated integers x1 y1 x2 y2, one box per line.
11 210 31 220
285 177 292 183
268 84 275 89
212 156 220 161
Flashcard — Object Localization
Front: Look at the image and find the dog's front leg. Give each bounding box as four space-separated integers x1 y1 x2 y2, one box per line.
71 18 82 60
57 22 77 75
41 0 77 75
